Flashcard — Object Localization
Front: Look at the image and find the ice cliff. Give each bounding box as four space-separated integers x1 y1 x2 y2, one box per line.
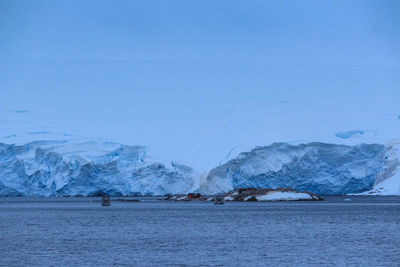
201 142 399 195
1 140 399 196
358 141 400 195
0 140 196 196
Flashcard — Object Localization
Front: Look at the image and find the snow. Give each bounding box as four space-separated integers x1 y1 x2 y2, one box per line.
0 140 197 196
364 175 400 195
359 142 400 195
1 78 399 175
256 191 313 201
202 142 388 195
244 196 253 201
335 130 365 139
1 139 400 196
224 196 234 201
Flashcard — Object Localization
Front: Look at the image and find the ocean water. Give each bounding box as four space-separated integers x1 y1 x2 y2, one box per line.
1 196 400 266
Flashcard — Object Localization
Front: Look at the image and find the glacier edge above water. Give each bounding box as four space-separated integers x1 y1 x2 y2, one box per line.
1 140 399 196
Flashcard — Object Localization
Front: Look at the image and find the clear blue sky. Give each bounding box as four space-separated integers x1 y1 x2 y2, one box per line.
1 0 400 171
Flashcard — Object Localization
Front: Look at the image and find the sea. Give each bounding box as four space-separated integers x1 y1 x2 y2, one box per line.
1 196 399 266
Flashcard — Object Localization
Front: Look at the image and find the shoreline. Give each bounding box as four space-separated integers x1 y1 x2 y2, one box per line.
1 195 399 204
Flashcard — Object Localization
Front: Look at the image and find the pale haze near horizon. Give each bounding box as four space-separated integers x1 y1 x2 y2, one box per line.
1 0 399 172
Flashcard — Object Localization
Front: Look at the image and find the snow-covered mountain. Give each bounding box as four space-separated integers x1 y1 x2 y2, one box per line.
0 140 197 196
200 142 400 195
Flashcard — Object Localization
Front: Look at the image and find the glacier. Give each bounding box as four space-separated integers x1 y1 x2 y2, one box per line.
0 140 197 196
200 142 399 195
357 141 400 195
1 140 399 196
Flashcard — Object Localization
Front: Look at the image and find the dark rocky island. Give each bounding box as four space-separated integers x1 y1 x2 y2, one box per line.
165 188 323 202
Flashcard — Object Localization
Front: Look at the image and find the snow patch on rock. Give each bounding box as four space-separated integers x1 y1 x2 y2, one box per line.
256 191 312 201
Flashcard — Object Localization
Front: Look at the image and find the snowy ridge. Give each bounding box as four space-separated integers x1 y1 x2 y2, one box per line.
0 140 197 196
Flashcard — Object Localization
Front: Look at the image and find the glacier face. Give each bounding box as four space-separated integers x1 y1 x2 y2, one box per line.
0 140 196 196
1 140 399 196
358 142 400 195
201 142 391 195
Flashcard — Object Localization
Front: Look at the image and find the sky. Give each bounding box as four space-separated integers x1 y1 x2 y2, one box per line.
1 0 400 171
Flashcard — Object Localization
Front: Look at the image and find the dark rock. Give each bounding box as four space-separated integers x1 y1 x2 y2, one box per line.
245 195 258 202
187 193 201 198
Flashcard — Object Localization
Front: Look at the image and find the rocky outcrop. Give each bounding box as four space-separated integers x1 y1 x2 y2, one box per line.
165 188 322 202
222 188 322 201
